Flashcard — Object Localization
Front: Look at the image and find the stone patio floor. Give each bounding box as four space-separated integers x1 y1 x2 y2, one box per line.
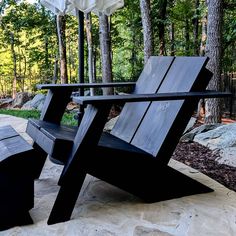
0 114 235 236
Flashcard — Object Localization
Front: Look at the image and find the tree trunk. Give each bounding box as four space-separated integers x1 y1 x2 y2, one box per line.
99 13 113 95
205 0 223 124
68 31 72 83
169 23 175 56
200 14 207 56
57 15 68 84
52 55 59 84
185 19 190 55
10 32 17 99
158 0 167 56
140 0 153 63
85 13 95 96
193 0 200 55
131 22 138 79
22 50 27 92
197 9 208 121
45 36 49 71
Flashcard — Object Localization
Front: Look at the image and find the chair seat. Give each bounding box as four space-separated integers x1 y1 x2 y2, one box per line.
27 119 152 165
27 119 78 163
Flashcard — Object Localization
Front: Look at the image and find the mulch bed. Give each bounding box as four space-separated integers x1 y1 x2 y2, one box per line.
172 141 236 192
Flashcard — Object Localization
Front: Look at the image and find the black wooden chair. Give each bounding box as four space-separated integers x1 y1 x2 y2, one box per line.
26 56 230 225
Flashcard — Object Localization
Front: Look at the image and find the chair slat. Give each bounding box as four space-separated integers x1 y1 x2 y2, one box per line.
131 57 210 160
111 56 175 142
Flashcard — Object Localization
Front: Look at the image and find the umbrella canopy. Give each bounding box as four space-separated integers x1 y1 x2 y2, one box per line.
40 0 124 15
40 0 73 15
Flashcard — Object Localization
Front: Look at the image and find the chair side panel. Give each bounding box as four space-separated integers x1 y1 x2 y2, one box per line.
131 56 210 161
111 56 174 142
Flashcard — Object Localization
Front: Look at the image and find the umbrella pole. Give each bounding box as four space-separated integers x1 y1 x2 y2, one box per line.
77 10 85 124
78 10 84 90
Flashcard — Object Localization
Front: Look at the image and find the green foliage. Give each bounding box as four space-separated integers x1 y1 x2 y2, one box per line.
0 108 40 119
111 0 143 81
0 0 57 92
61 112 78 126
222 3 236 72
0 0 235 96
0 109 77 126
170 0 194 21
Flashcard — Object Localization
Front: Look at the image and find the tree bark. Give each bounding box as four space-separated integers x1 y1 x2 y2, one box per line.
99 13 113 95
185 19 190 55
200 14 207 56
10 32 17 99
140 0 153 63
158 0 167 56
193 0 200 55
197 7 208 121
57 15 68 84
52 55 59 84
205 0 223 124
169 23 175 56
45 36 49 71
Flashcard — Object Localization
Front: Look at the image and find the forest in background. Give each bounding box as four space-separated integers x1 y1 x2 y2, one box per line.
0 0 235 119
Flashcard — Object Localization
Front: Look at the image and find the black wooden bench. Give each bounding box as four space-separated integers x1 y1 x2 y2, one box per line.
0 125 35 231
25 56 231 225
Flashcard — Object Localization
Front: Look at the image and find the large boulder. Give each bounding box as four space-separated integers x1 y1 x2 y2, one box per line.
104 116 119 132
12 92 31 108
0 98 13 108
194 123 236 167
22 94 46 111
181 123 222 142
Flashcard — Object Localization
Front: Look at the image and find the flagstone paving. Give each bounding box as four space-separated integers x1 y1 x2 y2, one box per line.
0 114 235 236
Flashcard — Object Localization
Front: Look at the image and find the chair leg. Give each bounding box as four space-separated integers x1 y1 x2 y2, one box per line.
136 165 214 203
47 170 87 225
86 156 213 203
0 172 34 231
31 143 48 179
0 210 33 231
122 164 213 203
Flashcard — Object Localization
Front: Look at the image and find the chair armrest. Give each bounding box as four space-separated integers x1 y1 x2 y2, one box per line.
73 91 232 106
37 82 136 90
39 82 135 123
40 89 72 124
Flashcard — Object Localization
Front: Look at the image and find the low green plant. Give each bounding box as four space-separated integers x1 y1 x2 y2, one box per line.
0 109 40 119
0 109 77 126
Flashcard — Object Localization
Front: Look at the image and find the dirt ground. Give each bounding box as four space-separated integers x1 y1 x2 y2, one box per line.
172 141 236 192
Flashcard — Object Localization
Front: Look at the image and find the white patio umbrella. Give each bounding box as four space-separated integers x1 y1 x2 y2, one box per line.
68 0 124 15
40 0 124 16
40 0 74 15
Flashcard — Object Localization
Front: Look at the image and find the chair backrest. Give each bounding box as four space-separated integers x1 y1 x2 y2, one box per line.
111 56 175 141
111 56 212 163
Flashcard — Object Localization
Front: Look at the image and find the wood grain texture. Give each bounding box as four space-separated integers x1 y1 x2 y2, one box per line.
73 91 230 105
0 126 33 163
27 119 77 163
131 57 211 160
40 89 72 124
37 82 135 90
0 125 18 141
111 56 174 142
0 125 36 230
